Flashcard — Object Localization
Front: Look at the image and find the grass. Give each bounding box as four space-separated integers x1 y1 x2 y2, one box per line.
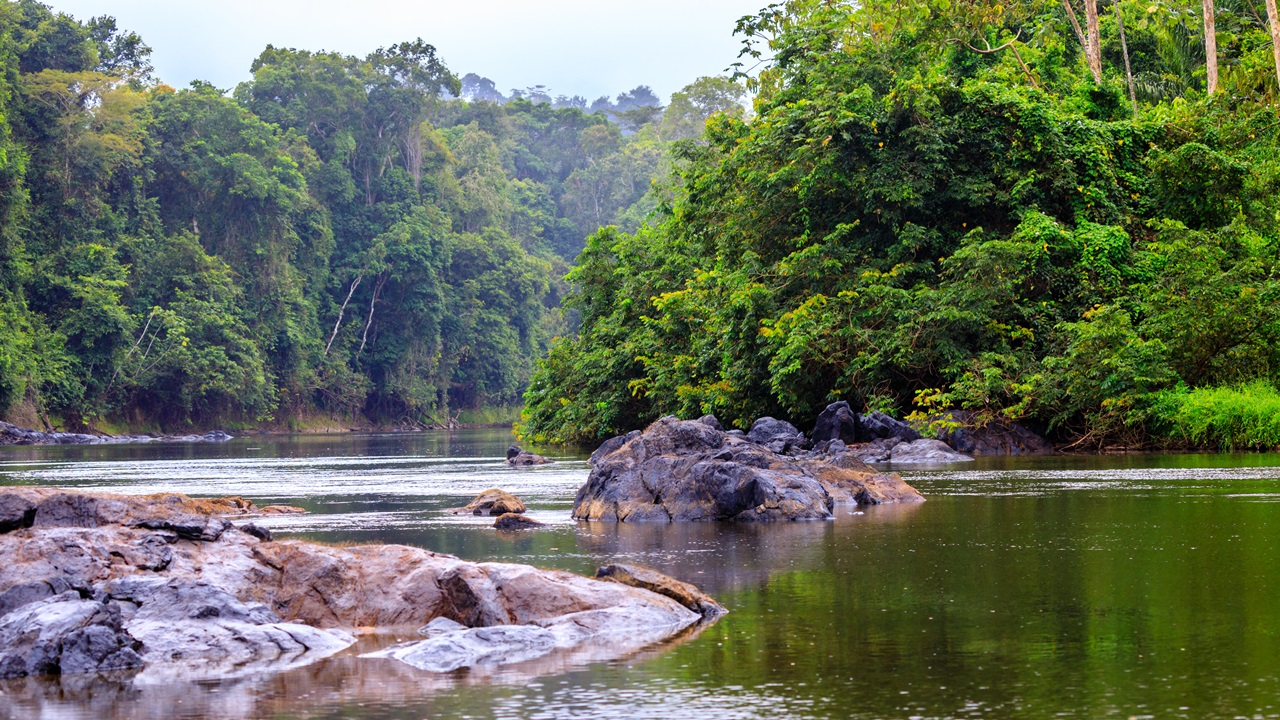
1152 380 1280 451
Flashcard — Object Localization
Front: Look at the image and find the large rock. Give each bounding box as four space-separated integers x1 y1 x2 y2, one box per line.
595 564 726 619
0 421 233 446
810 401 860 444
0 487 716 680
572 416 923 522
937 411 1054 456
745 417 807 453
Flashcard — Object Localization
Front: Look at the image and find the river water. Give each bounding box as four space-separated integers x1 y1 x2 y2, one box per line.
2 429 1280 719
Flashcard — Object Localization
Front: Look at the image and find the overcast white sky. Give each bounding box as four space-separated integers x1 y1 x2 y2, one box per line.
45 0 766 102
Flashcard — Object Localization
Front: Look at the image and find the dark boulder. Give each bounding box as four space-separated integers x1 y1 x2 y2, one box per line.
937 412 1054 456
589 430 640 466
887 439 974 464
506 445 552 467
746 417 807 453
810 402 860 444
858 411 921 443
573 416 923 522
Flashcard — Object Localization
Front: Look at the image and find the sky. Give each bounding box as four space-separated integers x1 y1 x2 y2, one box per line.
45 0 767 102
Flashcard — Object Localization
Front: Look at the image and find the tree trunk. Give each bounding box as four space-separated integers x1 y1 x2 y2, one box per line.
1084 0 1102 83
1116 4 1138 113
1267 0 1280 95
325 275 362 356
1203 0 1219 95
1063 0 1102 83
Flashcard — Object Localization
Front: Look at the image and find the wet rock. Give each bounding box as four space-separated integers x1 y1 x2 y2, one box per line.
259 505 306 514
506 446 552 467
794 445 926 505
886 438 974 464
745 417 807 453
0 421 233 447
450 489 527 516
810 401 860 444
839 437 902 463
937 411 1054 456
0 488 721 680
573 416 923 522
595 564 726 619
858 411 921 443
493 513 544 530
0 593 143 679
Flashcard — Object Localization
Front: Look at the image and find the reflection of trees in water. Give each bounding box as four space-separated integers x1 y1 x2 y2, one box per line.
574 504 925 597
0 622 716 720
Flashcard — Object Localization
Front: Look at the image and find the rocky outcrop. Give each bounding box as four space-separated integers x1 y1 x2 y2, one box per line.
450 489 527 516
0 421 233 446
937 411 1054 456
506 445 552 466
745 417 808 453
573 416 923 522
888 438 975 463
0 488 716 680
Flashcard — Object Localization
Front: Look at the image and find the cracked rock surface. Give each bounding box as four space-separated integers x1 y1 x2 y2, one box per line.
0 487 718 680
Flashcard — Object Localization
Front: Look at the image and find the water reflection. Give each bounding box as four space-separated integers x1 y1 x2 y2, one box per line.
4 434 1280 718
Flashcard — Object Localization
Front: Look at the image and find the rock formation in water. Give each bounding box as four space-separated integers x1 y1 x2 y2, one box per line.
936 411 1054 456
573 415 924 522
0 421 234 446
450 489 528 516
506 445 552 466
0 487 718 680
493 513 544 530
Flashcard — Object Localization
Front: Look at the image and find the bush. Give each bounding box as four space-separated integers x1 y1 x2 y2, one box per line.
1151 382 1280 451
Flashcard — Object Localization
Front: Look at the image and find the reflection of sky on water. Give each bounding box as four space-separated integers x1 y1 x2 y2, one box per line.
4 433 1280 719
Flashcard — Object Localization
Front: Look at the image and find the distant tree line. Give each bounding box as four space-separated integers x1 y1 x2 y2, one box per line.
0 0 744 432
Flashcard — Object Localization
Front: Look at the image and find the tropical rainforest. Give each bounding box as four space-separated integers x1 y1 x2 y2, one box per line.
520 0 1280 451
0 0 745 432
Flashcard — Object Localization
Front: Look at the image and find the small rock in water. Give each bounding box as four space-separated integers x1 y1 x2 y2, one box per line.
596 564 727 619
450 488 527 516
505 445 552 467
886 438 974 464
494 513 544 530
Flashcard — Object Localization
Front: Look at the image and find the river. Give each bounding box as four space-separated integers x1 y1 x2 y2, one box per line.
2 429 1279 719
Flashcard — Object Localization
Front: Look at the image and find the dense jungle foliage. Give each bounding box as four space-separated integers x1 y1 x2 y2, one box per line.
0 0 743 431
521 0 1280 450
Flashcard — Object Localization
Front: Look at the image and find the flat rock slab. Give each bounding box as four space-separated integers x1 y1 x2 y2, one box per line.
574 416 924 522
0 487 717 680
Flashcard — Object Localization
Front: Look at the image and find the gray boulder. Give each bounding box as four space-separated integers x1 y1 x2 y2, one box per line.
745 417 807 453
573 416 923 522
506 445 552 466
887 439 975 464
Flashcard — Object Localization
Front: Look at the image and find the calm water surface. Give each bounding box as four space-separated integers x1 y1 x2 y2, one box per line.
2 430 1280 719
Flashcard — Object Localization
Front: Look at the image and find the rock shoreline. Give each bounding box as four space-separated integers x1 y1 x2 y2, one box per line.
0 488 722 681
0 421 233 447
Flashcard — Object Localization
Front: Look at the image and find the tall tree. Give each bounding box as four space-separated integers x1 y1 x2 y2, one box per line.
1063 0 1102 82
1202 0 1218 95
1267 0 1280 93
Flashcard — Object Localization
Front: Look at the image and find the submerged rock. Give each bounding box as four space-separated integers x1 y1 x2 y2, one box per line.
451 489 527 516
493 513 544 530
506 446 552 467
0 487 716 680
573 416 923 522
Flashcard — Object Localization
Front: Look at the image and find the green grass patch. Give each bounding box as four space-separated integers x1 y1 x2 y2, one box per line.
1152 381 1280 451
